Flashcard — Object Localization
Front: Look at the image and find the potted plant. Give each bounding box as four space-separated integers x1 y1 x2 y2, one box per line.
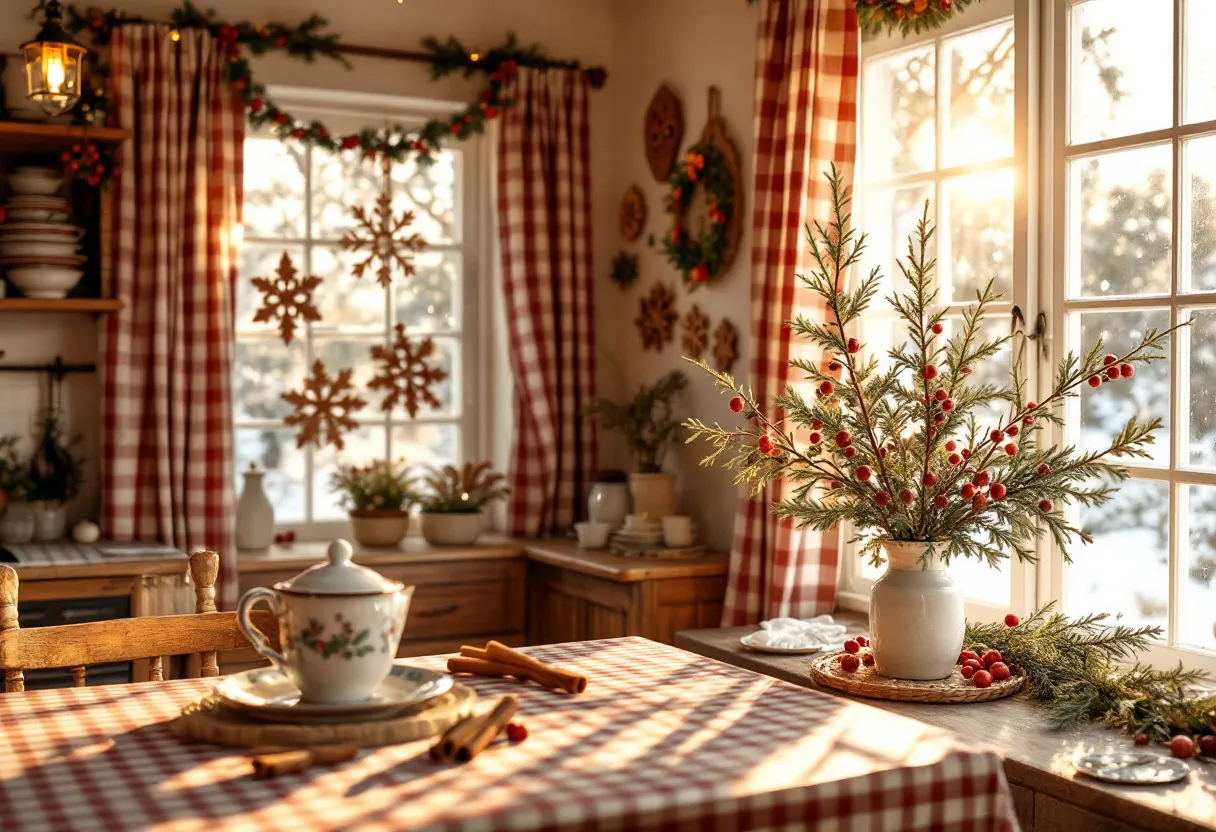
586 370 687 518
685 168 1174 680
28 411 84 541
419 461 509 546
330 458 415 548
0 435 35 544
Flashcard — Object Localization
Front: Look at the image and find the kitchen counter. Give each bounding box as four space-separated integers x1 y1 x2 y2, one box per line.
237 535 525 572
2 540 187 581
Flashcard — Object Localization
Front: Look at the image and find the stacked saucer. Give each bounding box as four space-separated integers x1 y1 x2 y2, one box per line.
1 167 85 299
609 516 664 549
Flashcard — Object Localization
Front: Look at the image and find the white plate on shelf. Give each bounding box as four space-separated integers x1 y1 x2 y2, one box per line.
739 631 827 655
213 664 452 724
1074 752 1190 784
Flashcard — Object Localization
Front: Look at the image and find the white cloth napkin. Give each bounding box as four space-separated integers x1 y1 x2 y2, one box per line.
747 614 848 651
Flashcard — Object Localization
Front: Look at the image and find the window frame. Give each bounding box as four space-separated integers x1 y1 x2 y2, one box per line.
233 87 492 540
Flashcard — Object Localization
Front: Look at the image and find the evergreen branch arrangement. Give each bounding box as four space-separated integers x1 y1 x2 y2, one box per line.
684 166 1182 568
587 371 687 474
966 605 1216 749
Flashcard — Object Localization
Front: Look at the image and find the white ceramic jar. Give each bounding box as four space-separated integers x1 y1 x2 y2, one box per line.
236 464 275 551
869 540 964 681
588 480 630 526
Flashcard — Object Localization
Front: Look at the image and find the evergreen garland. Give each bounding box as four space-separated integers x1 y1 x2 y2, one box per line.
745 0 983 38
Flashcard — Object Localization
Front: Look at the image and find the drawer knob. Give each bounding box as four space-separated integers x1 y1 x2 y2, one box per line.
416 602 459 618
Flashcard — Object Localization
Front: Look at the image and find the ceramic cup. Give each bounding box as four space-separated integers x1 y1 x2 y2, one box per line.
661 515 694 548
574 521 611 549
624 513 653 532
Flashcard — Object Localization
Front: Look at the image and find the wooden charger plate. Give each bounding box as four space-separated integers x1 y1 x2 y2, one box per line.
809 653 1024 703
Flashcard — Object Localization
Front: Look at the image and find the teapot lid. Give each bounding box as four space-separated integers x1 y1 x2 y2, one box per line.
276 539 403 595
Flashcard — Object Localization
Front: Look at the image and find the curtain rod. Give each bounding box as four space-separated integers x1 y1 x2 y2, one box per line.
336 43 584 72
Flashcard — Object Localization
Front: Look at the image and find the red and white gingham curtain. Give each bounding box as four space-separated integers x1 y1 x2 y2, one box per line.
724 0 859 625
497 68 596 537
103 26 244 608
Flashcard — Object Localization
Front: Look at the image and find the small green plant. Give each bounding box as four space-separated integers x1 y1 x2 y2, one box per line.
0 435 32 500
329 458 414 513
28 412 83 503
420 461 509 514
586 371 687 473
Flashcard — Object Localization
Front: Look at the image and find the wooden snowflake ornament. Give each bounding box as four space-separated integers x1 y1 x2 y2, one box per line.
636 281 678 351
713 318 739 373
682 304 710 359
339 165 427 288
282 360 367 450
369 323 449 418
251 252 322 345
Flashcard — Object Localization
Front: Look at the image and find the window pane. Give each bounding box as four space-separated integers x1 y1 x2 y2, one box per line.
943 22 1015 167
1068 144 1172 298
237 243 305 331
313 335 385 412
234 338 306 422
311 245 389 332
1185 308 1216 468
944 169 1014 303
862 45 935 180
311 153 392 240
1069 0 1173 145
313 425 388 521
236 427 306 523
1074 309 1171 466
951 555 1010 606
1182 134 1216 293
243 137 306 239
395 252 460 333
1184 0 1216 124
392 151 460 244
861 185 933 296
391 423 461 471
1181 485 1216 652
1067 478 1168 632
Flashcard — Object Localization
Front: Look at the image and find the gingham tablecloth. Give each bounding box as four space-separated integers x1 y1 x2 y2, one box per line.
0 637 1018 831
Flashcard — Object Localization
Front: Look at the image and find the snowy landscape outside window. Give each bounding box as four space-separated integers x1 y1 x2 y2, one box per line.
232 97 479 529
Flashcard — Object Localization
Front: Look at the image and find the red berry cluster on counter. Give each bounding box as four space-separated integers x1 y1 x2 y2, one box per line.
956 646 1019 688
273 529 297 545
837 634 872 673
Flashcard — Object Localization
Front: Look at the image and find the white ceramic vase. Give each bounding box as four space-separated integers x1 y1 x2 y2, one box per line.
588 481 630 526
33 502 67 541
420 512 484 546
869 540 964 681
627 472 676 519
236 465 275 551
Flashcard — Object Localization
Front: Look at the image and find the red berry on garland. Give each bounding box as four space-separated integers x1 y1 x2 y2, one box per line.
1199 735 1216 754
961 665 975 679
1004 443 1017 456
758 435 774 454
844 446 857 459
922 364 938 380
1036 463 1050 476
1006 424 1019 437
1120 363 1134 378
973 669 993 688
898 489 915 505
855 635 868 646
1134 733 1149 746
931 322 944 335
990 482 1007 500
923 472 937 486
1027 401 1038 411
855 465 872 482
819 380 835 396
934 494 949 509
1170 735 1195 758
830 480 842 489
962 448 971 459
844 639 859 654
941 399 955 412
809 431 822 444
811 419 823 430
276 34 288 47
729 395 745 413
959 650 979 664
933 413 945 425
835 430 852 448
874 490 891 506
827 360 841 372
981 649 1003 668
450 122 463 134
1103 354 1118 366
945 440 956 452
972 493 988 511
1087 375 1102 388
87 175 100 186
862 652 875 666
1004 613 1019 627
990 662 1011 680
940 0 952 9
1105 365 1121 381
934 388 948 402
291 128 305 139
506 722 528 742
250 98 264 113
847 338 861 353
840 654 861 673
990 429 1004 443
273 112 288 125
1038 499 1053 512
948 452 962 466
961 483 976 499
973 471 990 487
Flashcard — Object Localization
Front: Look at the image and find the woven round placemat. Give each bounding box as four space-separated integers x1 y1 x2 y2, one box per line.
808 653 1024 703
171 683 477 749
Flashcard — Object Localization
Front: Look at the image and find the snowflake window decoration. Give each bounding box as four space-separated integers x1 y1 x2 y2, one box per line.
251 252 322 345
282 360 368 450
369 323 449 418
339 160 428 288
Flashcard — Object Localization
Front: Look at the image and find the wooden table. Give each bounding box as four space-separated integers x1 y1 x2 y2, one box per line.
676 625 1216 832
0 638 1018 831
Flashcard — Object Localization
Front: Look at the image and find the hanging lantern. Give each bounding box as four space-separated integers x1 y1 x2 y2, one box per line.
21 1 88 117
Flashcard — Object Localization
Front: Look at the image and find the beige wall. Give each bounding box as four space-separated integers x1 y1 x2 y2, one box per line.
601 0 757 552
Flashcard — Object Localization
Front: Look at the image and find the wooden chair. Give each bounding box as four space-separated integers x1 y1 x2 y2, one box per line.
0 550 278 693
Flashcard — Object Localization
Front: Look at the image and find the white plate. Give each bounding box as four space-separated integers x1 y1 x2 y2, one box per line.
739 632 827 655
1074 752 1191 784
214 664 453 724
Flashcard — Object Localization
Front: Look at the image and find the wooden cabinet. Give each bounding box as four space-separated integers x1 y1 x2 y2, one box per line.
524 541 727 645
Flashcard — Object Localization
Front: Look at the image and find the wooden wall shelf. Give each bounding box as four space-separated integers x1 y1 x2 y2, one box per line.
0 298 122 314
0 122 131 154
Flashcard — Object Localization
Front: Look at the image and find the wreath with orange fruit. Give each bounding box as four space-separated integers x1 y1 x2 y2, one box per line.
660 144 735 289
856 0 980 36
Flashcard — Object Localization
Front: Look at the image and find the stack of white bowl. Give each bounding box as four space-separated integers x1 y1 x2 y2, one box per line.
0 167 85 299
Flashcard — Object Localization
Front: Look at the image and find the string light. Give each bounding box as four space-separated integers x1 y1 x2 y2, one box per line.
469 51 480 62
168 28 181 42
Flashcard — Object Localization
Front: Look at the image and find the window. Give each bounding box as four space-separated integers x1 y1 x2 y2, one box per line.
233 91 483 531
1050 0 1216 666
848 2 1033 618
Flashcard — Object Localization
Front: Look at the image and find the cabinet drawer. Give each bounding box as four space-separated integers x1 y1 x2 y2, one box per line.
405 581 511 642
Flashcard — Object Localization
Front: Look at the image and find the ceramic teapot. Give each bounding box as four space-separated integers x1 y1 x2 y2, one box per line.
237 539 413 703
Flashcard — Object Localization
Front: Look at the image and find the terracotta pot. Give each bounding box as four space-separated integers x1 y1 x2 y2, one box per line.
627 472 677 519
420 512 484 546
869 540 964 681
349 510 410 548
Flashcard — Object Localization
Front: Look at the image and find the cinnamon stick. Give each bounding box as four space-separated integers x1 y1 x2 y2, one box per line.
447 656 578 694
459 645 490 660
251 743 358 778
431 712 486 761
454 695 518 762
484 641 587 694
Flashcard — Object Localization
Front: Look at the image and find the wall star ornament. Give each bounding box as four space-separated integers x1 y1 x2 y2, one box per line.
282 360 368 450
636 281 678 351
251 252 322 345
712 317 739 373
682 304 710 359
369 323 449 418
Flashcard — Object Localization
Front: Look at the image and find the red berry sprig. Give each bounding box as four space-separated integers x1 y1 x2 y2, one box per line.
505 722 528 742
60 142 119 188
